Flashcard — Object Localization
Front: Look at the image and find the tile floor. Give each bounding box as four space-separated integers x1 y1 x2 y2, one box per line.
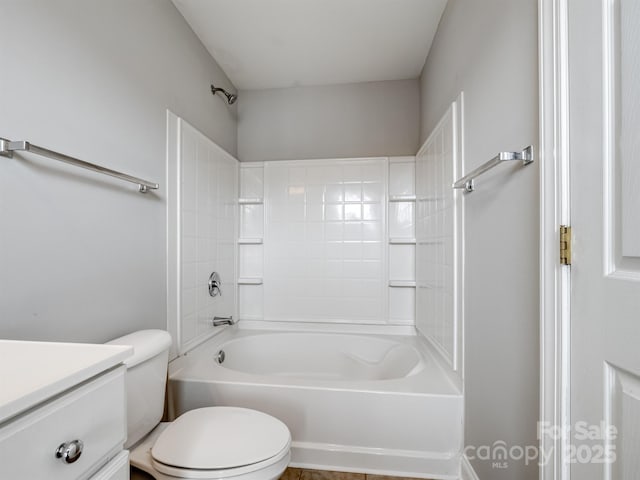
280 468 429 480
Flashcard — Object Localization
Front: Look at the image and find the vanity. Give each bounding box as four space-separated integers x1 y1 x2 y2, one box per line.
0 340 132 480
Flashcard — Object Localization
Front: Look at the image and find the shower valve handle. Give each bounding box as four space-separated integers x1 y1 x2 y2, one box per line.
209 271 222 297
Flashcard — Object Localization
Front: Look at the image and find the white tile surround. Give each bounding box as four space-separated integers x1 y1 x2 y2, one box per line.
167 115 463 354
267 158 387 323
168 113 238 355
238 157 416 326
415 97 463 371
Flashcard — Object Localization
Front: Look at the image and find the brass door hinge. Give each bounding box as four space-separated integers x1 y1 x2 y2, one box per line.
560 225 572 265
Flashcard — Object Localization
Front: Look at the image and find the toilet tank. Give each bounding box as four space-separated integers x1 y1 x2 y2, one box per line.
107 330 172 449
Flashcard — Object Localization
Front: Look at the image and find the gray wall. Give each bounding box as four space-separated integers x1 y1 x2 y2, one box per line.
419 0 539 479
237 80 420 161
0 0 237 343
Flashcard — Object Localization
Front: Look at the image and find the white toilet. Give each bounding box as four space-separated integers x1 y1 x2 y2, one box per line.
107 330 291 480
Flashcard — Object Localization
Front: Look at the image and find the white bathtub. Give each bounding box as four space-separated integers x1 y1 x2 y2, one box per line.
214 332 425 381
168 328 463 480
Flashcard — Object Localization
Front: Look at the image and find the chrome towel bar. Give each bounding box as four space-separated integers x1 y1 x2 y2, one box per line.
452 146 533 193
0 137 159 193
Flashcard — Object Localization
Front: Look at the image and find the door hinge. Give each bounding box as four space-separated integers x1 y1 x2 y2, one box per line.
560 225 572 265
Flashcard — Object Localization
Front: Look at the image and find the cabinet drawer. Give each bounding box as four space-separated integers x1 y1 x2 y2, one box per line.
90 451 129 480
0 366 126 480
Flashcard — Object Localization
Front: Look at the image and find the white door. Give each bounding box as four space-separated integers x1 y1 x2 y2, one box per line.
568 0 640 478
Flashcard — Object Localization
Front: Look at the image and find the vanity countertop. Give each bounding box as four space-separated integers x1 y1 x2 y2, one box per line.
0 340 132 424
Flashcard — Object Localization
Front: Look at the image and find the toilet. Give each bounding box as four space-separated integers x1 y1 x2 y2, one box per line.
107 330 291 480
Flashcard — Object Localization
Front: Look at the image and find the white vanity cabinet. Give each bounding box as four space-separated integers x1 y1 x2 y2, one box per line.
0 340 132 480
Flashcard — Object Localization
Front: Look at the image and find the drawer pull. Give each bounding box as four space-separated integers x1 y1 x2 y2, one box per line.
55 440 84 464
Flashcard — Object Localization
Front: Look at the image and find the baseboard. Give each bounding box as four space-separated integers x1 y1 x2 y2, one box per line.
290 442 459 480
460 455 480 480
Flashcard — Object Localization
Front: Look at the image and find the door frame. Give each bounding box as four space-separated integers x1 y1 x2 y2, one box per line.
539 0 571 479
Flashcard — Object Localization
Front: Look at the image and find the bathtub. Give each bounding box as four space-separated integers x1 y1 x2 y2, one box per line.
168 328 463 480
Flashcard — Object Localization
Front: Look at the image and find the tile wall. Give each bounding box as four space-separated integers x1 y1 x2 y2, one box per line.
179 120 238 352
415 101 461 369
238 157 415 326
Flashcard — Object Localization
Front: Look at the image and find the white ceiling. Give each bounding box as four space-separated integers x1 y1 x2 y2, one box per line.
172 0 448 90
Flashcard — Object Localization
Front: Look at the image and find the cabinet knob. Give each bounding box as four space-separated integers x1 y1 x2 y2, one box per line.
55 440 83 464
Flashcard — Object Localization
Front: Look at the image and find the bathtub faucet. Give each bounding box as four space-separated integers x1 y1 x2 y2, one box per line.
212 316 235 327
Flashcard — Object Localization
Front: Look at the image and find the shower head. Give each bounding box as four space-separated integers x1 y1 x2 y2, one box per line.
211 85 238 105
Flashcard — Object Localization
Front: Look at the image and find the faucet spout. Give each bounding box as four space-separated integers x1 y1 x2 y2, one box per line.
212 316 235 327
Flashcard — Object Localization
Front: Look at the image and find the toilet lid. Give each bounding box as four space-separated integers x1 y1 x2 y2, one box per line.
151 407 291 470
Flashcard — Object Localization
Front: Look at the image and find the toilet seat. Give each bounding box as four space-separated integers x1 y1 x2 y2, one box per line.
132 407 291 480
131 429 290 480
151 443 290 479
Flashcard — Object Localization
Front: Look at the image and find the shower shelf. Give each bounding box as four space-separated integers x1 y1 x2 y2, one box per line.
388 195 416 202
238 238 263 245
238 278 263 285
388 280 416 288
389 238 417 245
238 197 264 205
